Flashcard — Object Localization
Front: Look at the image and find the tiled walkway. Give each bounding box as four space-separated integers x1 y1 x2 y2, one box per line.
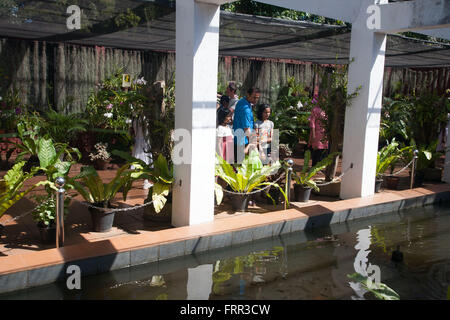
0 159 443 257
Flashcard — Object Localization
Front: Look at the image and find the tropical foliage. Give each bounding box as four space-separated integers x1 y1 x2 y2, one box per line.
68 164 131 207
318 64 360 181
31 194 71 226
347 273 400 300
0 161 50 218
292 150 338 192
86 68 147 131
270 77 313 148
215 150 288 204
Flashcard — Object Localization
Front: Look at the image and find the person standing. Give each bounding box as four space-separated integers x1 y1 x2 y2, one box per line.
226 82 239 111
308 95 329 166
216 108 234 164
233 87 260 163
255 103 274 164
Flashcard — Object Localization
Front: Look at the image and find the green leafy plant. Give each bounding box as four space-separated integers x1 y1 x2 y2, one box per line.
68 164 132 208
0 161 50 218
110 150 174 214
347 273 400 300
40 109 88 144
215 150 288 204
271 77 312 148
14 120 81 164
380 96 413 144
292 150 338 191
318 63 360 181
31 194 71 227
86 68 147 131
402 139 442 172
376 139 401 179
147 154 174 213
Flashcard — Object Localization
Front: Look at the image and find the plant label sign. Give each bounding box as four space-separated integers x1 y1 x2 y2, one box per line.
122 74 131 88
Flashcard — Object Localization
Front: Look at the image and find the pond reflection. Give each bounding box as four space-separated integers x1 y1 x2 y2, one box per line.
2 204 450 300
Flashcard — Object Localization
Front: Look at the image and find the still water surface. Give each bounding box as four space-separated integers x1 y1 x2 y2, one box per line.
2 204 450 300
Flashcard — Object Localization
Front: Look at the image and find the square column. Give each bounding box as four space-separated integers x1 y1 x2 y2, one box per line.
172 0 220 226
340 0 388 199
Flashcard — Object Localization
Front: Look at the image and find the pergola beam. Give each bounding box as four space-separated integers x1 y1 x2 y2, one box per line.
255 0 362 24
378 0 450 34
416 28 450 41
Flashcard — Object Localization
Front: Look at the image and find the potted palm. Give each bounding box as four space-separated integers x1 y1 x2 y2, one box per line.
69 164 131 232
215 150 287 212
292 150 337 202
376 144 397 193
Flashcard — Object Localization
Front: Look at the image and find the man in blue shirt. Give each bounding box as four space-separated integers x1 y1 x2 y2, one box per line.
233 87 260 163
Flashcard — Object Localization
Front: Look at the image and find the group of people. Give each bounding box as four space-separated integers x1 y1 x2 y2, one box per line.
216 82 329 167
216 84 274 164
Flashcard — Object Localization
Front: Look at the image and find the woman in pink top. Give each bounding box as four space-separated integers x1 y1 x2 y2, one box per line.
308 95 329 166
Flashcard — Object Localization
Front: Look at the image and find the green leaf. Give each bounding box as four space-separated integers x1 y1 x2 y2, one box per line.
38 138 57 168
152 181 170 213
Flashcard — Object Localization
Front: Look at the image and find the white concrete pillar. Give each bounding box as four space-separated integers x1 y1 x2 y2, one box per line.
442 115 450 183
172 0 220 226
340 0 388 199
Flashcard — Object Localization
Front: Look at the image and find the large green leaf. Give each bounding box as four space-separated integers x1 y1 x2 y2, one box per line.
152 181 170 213
38 138 57 168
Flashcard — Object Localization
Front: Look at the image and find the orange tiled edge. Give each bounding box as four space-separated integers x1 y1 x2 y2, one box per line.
1 184 450 275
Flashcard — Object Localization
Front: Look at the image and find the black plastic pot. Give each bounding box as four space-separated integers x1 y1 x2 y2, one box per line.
294 184 312 202
385 176 400 190
89 203 115 232
230 193 250 212
375 179 383 193
37 222 56 244
265 187 281 205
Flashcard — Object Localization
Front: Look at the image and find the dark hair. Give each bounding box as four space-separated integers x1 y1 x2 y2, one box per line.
220 95 230 106
227 82 237 92
247 87 260 95
217 107 232 126
256 103 270 121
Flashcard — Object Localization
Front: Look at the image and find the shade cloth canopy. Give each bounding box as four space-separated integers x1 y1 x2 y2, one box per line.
0 0 448 67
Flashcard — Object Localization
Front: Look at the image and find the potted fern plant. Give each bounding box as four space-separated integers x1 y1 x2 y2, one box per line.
292 150 337 202
215 150 287 212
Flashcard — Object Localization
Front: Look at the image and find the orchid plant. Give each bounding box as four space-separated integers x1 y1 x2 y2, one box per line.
86 68 148 131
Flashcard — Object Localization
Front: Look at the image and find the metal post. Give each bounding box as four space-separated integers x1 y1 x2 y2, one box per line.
55 177 65 248
285 159 294 210
410 150 419 189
